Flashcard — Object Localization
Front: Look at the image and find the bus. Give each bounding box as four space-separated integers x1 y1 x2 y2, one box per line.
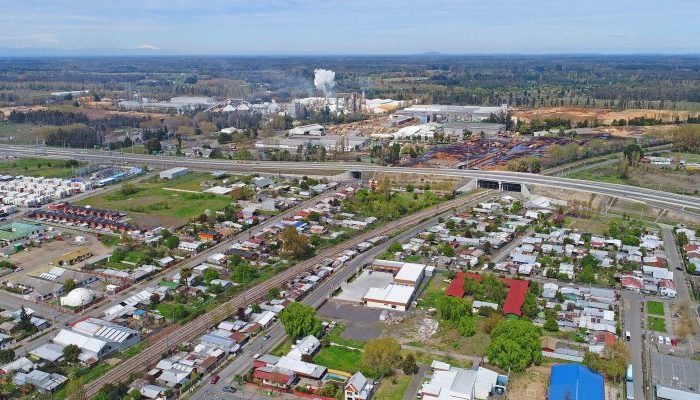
626 364 634 382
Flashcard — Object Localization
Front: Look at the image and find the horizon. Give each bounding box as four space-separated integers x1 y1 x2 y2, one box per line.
1 0 699 56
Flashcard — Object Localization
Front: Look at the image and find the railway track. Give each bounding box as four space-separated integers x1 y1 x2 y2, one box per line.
82 191 492 397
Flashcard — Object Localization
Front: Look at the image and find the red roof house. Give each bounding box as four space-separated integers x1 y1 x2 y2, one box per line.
445 272 528 317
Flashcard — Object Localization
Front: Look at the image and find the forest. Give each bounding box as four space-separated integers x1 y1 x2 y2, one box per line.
2 55 700 110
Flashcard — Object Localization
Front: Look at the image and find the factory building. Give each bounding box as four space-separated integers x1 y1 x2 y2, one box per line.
160 167 190 180
396 104 508 123
288 124 326 136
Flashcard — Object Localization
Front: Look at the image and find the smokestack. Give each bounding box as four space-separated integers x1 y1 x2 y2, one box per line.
314 69 335 100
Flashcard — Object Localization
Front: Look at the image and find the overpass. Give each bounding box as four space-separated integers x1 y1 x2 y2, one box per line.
1 145 699 217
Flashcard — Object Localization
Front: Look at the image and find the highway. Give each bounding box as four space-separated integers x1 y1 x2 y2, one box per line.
1 145 700 215
80 192 481 397
189 190 496 400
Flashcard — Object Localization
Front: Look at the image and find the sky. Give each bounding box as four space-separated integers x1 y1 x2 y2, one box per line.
1 0 699 55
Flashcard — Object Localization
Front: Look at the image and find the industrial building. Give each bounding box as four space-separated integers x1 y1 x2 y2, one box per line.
288 124 326 136
361 260 429 311
396 104 508 123
0 221 45 256
160 167 190 180
255 135 368 152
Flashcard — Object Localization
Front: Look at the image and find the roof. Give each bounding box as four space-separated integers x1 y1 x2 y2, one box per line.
53 329 107 355
446 272 528 316
363 284 415 306
548 364 604 400
655 384 700 400
394 262 427 283
275 355 326 379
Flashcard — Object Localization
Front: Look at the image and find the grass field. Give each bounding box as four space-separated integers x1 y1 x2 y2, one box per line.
569 163 700 196
77 177 232 226
647 300 665 316
0 157 84 178
0 122 41 142
162 172 220 192
313 346 362 373
648 316 667 332
373 375 413 400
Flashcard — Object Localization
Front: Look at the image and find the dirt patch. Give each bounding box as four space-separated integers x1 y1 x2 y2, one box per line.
506 364 551 400
513 107 694 126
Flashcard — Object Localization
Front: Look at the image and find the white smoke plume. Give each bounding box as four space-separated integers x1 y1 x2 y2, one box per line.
314 69 335 97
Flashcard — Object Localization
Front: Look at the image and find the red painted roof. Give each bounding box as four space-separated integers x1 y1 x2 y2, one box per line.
621 276 643 289
445 272 527 317
253 368 294 385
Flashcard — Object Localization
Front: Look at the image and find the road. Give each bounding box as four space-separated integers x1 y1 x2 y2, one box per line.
622 291 645 400
189 191 496 400
1 145 700 216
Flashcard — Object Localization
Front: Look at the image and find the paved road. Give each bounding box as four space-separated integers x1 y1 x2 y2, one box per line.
2 145 700 215
622 291 645 400
189 192 496 400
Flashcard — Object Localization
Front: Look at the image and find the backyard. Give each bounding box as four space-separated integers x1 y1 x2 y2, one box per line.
313 346 362 373
373 374 412 400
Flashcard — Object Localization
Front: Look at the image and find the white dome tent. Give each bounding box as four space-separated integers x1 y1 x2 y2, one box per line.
60 288 94 307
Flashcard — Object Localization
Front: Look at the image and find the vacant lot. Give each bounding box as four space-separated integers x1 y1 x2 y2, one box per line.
648 300 665 316
77 178 232 227
162 172 227 192
0 123 41 142
648 316 667 332
0 157 84 178
569 164 700 196
506 364 551 400
374 375 412 400
9 230 111 273
313 346 362 373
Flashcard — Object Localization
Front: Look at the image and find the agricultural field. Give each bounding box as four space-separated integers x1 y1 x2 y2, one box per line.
76 177 233 227
0 157 84 178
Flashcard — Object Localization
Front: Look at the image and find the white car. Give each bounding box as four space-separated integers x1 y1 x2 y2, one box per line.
658 335 664 343
665 336 671 346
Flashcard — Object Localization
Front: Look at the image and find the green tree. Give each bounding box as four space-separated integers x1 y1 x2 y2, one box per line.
456 316 476 337
179 267 193 287
401 353 419 375
62 344 81 363
361 337 402 378
281 226 312 259
18 306 34 333
164 235 180 250
487 319 542 372
544 314 559 332
120 182 138 196
64 278 77 293
0 348 14 363
203 268 220 283
279 302 322 341
388 242 403 253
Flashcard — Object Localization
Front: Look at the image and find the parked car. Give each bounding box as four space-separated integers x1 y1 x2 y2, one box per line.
664 336 672 346
263 334 271 341
223 386 237 393
211 375 220 384
625 331 631 341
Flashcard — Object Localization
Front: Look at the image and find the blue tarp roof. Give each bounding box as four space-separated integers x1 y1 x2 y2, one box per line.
548 364 604 400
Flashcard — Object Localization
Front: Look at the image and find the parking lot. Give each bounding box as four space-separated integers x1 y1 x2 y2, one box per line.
650 352 700 392
318 302 383 341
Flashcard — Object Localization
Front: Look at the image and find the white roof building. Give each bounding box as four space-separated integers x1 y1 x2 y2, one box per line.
421 363 498 400
362 284 415 311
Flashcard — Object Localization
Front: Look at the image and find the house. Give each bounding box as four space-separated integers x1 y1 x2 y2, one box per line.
178 240 204 253
345 372 374 400
287 335 321 360
13 369 67 392
548 364 604 400
420 361 498 400
253 366 296 389
445 272 528 317
198 230 222 242
658 279 677 298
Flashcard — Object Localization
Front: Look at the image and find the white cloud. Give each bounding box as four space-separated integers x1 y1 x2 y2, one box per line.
136 44 158 50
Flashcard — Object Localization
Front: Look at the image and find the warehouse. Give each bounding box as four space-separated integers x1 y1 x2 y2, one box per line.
369 260 427 287
362 284 415 311
255 135 368 152
288 124 326 136
0 221 45 255
160 167 190 180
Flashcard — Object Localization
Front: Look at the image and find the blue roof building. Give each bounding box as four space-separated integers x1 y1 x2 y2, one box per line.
548 364 604 400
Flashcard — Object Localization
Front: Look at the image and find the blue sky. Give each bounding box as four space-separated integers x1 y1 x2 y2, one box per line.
1 0 699 54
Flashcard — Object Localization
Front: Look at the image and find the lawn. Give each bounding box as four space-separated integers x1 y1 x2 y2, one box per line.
373 375 413 400
313 346 362 373
648 316 667 332
415 274 448 309
340 189 442 222
0 157 84 178
0 122 41 141
77 178 233 226
326 324 366 349
647 300 665 316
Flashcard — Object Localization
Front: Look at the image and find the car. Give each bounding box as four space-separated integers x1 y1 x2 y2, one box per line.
253 353 260 359
625 331 631 341
658 335 664 343
263 334 271 341
665 336 672 346
211 375 220 384
676 267 683 271
223 386 237 393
